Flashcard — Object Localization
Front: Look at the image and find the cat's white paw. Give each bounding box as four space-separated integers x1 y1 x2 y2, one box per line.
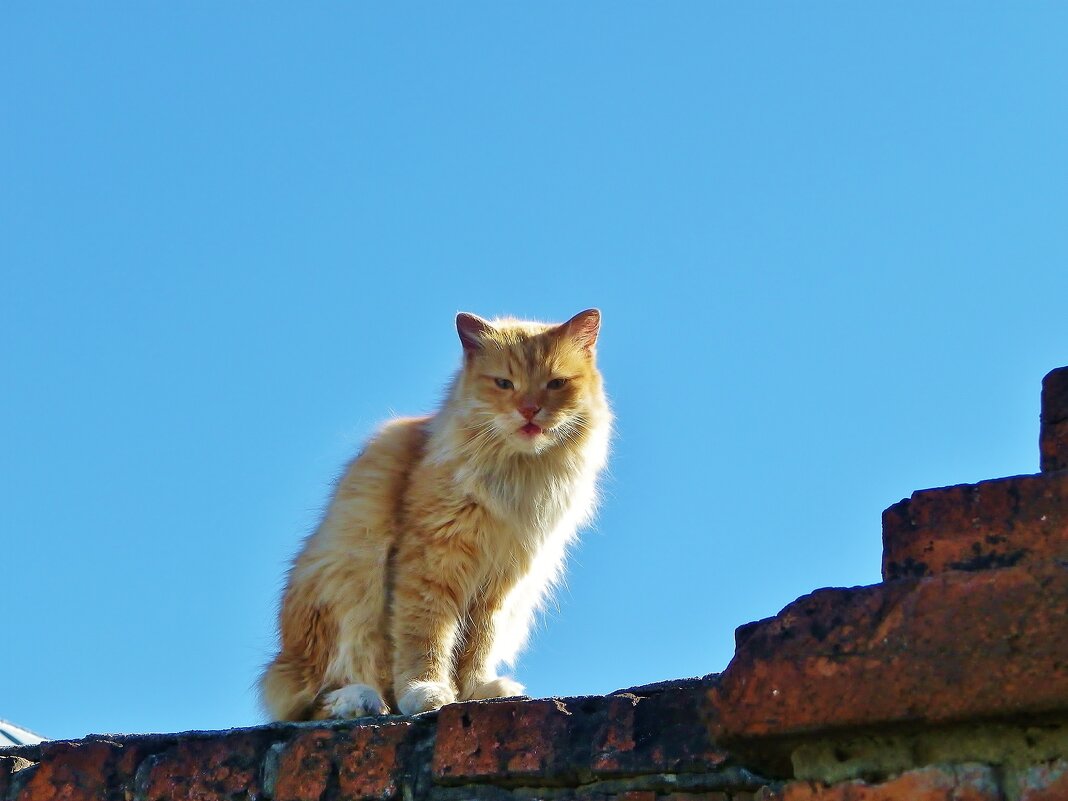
397 681 456 715
323 683 389 718
467 676 526 701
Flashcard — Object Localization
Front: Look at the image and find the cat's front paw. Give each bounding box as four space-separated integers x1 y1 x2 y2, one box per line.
397 681 456 715
322 683 390 718
467 676 526 701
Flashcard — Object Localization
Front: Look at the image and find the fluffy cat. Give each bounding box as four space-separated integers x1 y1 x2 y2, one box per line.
260 309 611 720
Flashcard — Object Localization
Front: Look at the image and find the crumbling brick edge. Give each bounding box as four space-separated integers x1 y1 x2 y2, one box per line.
0 680 774 801
5 686 1068 801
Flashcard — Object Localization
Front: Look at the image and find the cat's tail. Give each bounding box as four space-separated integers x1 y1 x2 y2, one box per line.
259 657 321 722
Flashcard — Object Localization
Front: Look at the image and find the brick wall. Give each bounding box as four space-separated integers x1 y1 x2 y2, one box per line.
4 367 1068 801
1 682 768 801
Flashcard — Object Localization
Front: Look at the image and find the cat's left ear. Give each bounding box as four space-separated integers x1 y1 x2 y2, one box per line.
457 312 494 354
561 308 601 353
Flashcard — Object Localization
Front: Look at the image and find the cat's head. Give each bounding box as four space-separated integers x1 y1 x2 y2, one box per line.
451 309 607 456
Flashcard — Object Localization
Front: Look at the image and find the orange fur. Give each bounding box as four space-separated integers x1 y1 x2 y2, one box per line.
260 309 611 719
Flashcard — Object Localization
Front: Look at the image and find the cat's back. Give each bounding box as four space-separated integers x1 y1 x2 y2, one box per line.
311 416 431 554
339 416 430 496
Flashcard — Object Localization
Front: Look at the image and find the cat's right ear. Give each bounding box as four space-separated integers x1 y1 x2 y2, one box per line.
561 308 601 353
457 312 493 355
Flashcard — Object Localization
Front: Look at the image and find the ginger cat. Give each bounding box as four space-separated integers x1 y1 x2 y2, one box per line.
260 309 611 719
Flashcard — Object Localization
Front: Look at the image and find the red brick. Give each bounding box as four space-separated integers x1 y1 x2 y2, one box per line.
575 792 730 801
1042 420 1068 473
336 723 411 800
709 562 1068 741
1042 367 1068 472
273 723 411 801
881 472 1068 580
590 694 638 773
770 764 999 801
591 690 729 776
0 757 14 800
574 790 659 801
15 740 144 801
1017 759 1068 801
273 729 335 801
140 731 270 801
432 699 575 783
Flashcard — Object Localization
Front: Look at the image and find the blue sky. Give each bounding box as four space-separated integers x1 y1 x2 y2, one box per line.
3 4 1067 741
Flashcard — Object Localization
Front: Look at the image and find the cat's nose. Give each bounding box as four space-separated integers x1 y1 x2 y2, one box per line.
517 402 540 421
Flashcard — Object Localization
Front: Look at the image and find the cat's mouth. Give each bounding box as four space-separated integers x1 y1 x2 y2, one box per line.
518 422 543 437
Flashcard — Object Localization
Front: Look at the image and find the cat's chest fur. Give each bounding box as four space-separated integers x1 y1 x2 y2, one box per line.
420 419 601 549
453 455 586 540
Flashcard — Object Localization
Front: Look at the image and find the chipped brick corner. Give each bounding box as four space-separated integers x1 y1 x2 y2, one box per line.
4 367 1068 801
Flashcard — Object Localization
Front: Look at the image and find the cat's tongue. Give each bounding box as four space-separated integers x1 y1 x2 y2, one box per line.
520 423 542 436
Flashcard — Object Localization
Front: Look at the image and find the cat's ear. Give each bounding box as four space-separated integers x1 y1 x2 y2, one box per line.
561 308 601 353
456 312 494 354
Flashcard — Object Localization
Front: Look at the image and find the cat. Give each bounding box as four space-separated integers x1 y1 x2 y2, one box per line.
260 309 611 720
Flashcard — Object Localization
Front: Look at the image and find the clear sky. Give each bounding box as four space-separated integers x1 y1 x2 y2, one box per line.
3 4 1067 741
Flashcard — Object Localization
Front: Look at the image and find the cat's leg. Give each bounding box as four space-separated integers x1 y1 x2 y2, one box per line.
390 591 462 715
316 654 391 719
454 580 526 702
314 557 395 718
264 648 390 721
390 533 485 715
458 539 567 701
320 683 389 718
262 643 388 721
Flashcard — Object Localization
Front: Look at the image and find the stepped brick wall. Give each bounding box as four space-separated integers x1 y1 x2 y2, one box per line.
4 367 1068 801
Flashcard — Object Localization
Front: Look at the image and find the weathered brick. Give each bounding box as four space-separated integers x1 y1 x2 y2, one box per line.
577 791 735 801
591 689 728 776
770 764 1000 800
590 694 638 772
139 730 272 801
709 562 1068 741
14 740 145 801
432 699 577 784
0 760 12 801
1042 420 1068 474
273 724 412 801
881 472 1068 581
1017 758 1068 801
0 756 13 800
1041 367 1068 472
273 729 336 801
337 723 412 800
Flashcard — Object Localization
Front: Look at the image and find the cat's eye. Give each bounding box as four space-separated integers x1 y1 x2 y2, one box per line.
547 378 568 390
494 378 514 390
